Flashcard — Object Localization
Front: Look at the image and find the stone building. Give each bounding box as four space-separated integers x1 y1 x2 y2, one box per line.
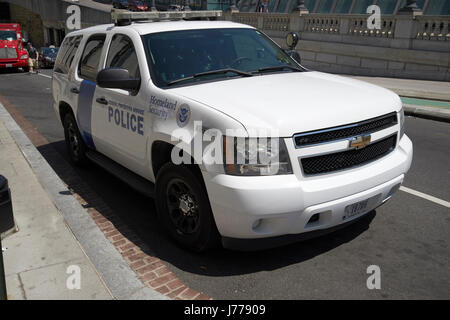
225 0 450 80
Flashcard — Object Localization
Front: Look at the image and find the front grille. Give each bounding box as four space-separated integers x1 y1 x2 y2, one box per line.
0 47 17 59
301 134 397 175
294 112 398 147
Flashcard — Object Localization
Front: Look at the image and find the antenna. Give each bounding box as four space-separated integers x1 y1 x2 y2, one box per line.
111 9 223 26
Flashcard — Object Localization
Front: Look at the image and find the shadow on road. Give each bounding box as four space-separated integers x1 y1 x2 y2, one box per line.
37 140 376 277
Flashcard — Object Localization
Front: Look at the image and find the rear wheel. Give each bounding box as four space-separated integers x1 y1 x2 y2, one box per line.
155 163 220 252
63 112 88 166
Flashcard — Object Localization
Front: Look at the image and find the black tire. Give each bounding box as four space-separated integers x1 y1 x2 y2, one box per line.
22 66 29 73
155 163 220 252
63 112 89 166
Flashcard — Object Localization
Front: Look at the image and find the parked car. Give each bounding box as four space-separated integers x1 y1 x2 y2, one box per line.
39 47 59 69
112 0 129 9
128 1 148 11
52 11 412 252
167 4 181 11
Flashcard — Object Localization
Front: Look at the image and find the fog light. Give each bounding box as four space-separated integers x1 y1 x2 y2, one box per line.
252 219 262 230
308 213 320 224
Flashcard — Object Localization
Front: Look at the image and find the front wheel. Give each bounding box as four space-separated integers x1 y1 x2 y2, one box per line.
155 163 220 252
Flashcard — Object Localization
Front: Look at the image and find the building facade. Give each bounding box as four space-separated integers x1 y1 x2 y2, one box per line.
238 0 449 15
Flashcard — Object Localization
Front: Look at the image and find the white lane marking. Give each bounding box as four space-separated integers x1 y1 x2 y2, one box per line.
38 73 52 79
400 186 450 208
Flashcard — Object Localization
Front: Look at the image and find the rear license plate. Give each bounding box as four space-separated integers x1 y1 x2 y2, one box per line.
345 199 369 218
6 64 12 68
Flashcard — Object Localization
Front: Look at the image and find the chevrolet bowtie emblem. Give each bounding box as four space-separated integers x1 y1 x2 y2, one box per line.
349 134 371 150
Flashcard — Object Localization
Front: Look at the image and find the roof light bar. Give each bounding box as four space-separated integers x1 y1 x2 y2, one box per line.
111 9 222 26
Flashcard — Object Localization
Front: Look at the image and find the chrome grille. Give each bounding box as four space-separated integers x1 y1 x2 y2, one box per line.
301 134 397 175
0 47 17 59
294 112 398 148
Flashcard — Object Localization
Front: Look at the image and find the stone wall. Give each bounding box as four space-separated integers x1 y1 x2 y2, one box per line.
8 3 45 47
223 11 450 81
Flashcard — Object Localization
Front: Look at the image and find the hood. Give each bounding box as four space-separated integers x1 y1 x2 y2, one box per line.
169 71 402 137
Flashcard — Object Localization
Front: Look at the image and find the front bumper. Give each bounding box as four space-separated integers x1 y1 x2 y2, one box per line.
203 134 413 249
0 59 28 68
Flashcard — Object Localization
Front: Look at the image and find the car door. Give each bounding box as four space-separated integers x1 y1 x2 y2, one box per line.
75 33 107 152
91 33 149 177
53 35 83 121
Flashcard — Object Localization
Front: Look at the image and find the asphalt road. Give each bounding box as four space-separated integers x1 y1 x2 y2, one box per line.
0 68 449 299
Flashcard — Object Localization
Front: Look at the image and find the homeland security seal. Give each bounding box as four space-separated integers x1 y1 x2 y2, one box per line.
176 104 191 127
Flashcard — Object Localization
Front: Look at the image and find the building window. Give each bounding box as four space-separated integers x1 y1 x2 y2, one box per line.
376 0 398 14
288 0 315 12
351 0 375 13
333 0 353 13
277 0 289 12
268 0 277 12
425 0 450 15
248 0 259 12
316 0 334 13
398 0 426 12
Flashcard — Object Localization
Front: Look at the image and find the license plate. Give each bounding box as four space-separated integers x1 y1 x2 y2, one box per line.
344 199 369 218
6 64 12 68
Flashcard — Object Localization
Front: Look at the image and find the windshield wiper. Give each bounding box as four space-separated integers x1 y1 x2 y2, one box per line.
167 68 253 86
254 65 303 74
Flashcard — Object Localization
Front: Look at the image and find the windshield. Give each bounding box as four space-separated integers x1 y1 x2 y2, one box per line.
42 47 59 57
0 30 17 41
142 28 303 88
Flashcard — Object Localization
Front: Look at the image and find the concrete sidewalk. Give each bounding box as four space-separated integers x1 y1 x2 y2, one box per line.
0 102 167 300
347 75 450 123
349 76 450 102
0 119 113 300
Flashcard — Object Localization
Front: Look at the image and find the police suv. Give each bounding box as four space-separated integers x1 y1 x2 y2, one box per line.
52 10 413 251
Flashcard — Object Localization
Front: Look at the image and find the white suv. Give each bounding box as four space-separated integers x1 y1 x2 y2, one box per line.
52 11 413 251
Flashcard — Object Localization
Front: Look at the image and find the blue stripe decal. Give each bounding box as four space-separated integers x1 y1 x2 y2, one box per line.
77 80 96 150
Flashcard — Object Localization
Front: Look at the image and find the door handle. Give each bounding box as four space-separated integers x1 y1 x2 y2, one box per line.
96 97 108 105
70 87 80 94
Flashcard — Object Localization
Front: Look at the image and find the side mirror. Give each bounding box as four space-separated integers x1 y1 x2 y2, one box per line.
97 68 140 91
285 32 301 64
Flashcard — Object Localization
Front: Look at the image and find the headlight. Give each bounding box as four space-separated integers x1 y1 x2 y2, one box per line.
20 54 28 59
399 107 405 138
223 137 292 176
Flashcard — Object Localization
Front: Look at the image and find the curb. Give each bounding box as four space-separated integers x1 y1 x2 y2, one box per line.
404 104 450 123
0 101 169 300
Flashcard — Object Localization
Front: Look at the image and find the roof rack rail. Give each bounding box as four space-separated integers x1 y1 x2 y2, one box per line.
111 9 222 26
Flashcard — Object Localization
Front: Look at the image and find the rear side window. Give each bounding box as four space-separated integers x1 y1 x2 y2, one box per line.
54 36 82 74
79 34 106 82
105 34 140 80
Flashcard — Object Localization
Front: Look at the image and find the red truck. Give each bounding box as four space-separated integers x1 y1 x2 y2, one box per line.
0 23 29 72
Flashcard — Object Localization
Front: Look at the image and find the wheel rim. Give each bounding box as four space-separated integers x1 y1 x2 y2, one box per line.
166 179 200 235
67 121 80 157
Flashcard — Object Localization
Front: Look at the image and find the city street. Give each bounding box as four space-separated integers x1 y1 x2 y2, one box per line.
0 68 449 299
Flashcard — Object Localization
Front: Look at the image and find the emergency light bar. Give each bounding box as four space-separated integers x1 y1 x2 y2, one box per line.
111 9 222 26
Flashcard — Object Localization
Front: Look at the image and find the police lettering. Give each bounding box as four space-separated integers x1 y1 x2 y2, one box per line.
108 106 144 135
